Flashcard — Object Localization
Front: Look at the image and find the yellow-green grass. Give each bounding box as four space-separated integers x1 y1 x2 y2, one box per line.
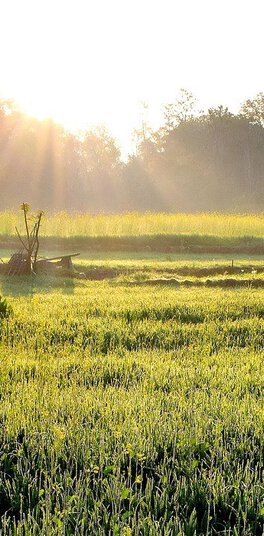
0 276 263 534
1 211 264 238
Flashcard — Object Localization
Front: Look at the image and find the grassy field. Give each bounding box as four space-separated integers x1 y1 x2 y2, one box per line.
0 255 264 534
0 211 264 257
1 211 264 256
1 211 264 238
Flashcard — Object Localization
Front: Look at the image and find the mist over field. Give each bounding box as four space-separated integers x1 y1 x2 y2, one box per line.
0 91 264 213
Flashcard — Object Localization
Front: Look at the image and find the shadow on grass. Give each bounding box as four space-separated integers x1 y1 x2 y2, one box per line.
0 275 75 298
127 277 264 288
1 233 264 254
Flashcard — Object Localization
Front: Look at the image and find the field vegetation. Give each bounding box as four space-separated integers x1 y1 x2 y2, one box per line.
0 252 263 534
1 212 264 257
1 212 264 238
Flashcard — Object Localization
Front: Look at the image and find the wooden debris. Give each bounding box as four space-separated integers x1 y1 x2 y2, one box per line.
1 204 80 277
36 254 80 273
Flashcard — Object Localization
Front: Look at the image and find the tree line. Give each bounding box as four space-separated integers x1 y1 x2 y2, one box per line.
0 90 263 212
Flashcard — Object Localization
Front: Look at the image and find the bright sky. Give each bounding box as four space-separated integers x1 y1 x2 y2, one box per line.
1 0 263 155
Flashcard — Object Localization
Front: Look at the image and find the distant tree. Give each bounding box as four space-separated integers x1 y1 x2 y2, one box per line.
240 93 264 125
81 126 121 173
62 132 83 210
0 98 16 119
80 127 122 211
163 89 198 131
132 101 153 154
0 90 264 213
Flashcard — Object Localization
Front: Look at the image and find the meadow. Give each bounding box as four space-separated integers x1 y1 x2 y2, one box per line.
0 212 263 534
0 266 264 535
0 211 264 238
1 211 264 259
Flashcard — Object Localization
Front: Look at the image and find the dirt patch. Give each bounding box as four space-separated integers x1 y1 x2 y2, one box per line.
129 277 264 288
205 278 264 288
165 265 264 278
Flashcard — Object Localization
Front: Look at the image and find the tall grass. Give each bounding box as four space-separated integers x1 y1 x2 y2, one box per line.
0 211 264 238
0 277 263 534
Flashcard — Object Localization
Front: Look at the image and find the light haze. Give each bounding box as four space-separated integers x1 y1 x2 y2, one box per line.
1 0 263 155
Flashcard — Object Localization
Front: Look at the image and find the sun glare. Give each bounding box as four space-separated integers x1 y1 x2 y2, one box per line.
1 0 263 154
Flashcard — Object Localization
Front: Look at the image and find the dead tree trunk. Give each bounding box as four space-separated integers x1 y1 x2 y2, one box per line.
13 203 43 275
